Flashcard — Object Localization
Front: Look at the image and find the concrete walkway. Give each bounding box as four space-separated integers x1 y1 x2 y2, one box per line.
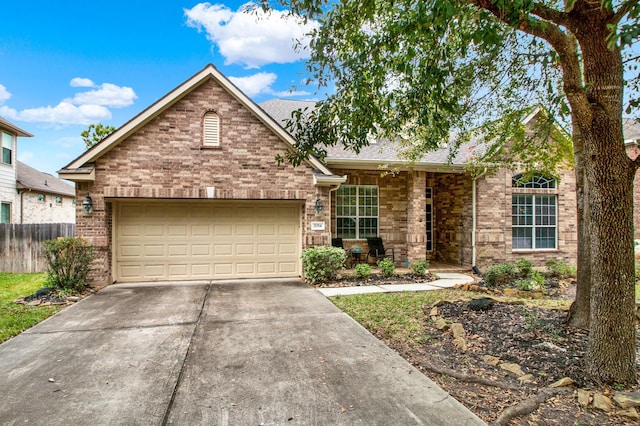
0 279 485 425
318 272 475 297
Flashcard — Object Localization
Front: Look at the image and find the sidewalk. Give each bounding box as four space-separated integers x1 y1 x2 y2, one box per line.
318 272 475 297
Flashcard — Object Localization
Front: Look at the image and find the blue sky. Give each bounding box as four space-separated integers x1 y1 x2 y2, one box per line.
0 1 323 176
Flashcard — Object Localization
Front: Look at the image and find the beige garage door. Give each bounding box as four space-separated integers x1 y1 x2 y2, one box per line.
114 201 301 282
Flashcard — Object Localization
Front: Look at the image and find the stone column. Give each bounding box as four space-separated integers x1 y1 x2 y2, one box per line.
406 170 427 263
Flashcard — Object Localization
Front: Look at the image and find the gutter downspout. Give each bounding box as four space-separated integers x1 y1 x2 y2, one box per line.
472 168 488 271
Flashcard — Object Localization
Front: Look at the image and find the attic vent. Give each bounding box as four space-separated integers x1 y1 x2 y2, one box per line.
203 112 220 147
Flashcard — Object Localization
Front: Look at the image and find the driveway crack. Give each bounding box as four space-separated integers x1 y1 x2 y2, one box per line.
161 281 212 425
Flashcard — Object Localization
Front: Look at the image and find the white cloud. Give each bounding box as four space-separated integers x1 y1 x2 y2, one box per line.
185 2 317 69
4 102 111 125
0 80 136 126
0 85 11 103
72 83 137 108
70 78 94 88
229 72 310 98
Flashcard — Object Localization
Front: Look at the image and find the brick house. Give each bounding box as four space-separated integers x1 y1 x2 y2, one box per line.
0 118 75 224
57 64 634 287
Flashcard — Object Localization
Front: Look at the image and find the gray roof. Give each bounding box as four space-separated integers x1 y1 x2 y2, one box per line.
17 161 75 196
258 99 480 167
623 118 640 142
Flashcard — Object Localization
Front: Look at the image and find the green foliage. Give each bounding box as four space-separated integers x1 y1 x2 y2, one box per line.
635 262 640 282
355 263 372 279
411 260 430 276
515 270 545 292
377 258 396 277
0 273 62 343
42 237 95 293
515 258 533 277
483 263 517 287
544 258 576 279
81 123 116 149
301 246 347 284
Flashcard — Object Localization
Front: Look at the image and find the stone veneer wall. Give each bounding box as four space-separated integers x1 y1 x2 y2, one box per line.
474 168 578 268
75 77 328 287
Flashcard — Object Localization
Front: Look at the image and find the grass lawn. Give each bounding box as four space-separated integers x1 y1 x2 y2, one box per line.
330 289 573 348
0 273 63 344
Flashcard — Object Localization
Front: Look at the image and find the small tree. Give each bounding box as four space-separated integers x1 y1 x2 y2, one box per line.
81 123 115 149
42 237 95 293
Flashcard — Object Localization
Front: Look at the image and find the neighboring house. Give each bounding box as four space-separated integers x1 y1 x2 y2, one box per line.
56 64 633 287
17 161 75 223
0 118 32 224
0 118 75 224
623 118 640 239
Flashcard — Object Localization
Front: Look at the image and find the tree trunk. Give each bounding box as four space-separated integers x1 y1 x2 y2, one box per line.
576 23 637 384
566 129 591 328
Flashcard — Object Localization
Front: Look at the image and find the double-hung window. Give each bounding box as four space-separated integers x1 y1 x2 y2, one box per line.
2 132 13 165
511 174 557 250
336 185 379 239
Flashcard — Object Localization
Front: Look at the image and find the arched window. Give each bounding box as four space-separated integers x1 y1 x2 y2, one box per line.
203 112 220 147
512 174 557 250
511 173 556 189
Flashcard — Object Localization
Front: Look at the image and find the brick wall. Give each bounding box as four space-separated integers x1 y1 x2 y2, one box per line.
474 168 577 268
19 192 75 223
627 143 640 239
76 77 325 286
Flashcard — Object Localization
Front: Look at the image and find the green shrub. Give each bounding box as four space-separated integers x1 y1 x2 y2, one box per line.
411 260 430 276
545 258 576 279
483 262 517 287
42 237 95 293
377 258 396 277
514 270 546 292
355 263 372 279
515 258 533 277
301 246 347 284
635 262 640 282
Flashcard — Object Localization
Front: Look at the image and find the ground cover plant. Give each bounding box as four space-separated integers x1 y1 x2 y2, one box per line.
0 273 63 343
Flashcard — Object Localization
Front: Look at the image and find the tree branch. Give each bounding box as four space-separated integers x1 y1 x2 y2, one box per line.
530 3 569 27
612 0 639 24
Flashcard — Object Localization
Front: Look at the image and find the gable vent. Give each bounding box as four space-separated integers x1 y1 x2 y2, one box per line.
203 112 220 147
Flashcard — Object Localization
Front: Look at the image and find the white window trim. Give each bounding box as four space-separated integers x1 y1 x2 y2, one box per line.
336 185 379 240
512 193 558 251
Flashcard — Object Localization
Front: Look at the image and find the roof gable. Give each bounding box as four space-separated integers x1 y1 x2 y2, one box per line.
59 64 333 178
0 117 32 137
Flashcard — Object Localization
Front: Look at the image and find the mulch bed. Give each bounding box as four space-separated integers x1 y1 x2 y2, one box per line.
314 271 440 288
15 287 85 306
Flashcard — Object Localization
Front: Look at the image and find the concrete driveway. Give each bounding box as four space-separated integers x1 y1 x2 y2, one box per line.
0 279 484 425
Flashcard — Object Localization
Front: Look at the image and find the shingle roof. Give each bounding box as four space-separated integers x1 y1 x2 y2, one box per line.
623 118 640 142
258 99 481 167
17 161 75 196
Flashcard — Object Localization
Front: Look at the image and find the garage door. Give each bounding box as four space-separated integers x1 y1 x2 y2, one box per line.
114 201 301 282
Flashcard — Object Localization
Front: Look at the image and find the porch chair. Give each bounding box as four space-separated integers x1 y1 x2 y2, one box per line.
332 237 351 268
366 237 395 264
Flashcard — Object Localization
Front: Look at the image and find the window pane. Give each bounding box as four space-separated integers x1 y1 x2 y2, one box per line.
512 227 532 249
1 203 10 224
336 218 356 239
536 227 556 249
2 148 10 165
359 218 378 238
2 132 12 149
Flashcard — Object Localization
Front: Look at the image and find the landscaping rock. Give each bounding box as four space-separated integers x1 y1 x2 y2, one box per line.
27 299 41 306
592 393 614 413
483 355 500 366
434 318 449 331
518 374 534 383
503 288 518 297
613 392 640 409
577 389 591 407
549 377 574 388
450 323 467 352
533 341 567 352
468 298 494 311
500 362 525 376
429 306 439 317
618 407 640 420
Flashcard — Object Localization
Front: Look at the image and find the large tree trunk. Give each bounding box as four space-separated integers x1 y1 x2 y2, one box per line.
566 129 591 328
575 21 637 384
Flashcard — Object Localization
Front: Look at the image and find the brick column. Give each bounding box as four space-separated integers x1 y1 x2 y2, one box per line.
406 171 427 263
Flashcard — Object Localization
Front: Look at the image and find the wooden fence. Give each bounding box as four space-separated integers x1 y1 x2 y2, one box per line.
0 223 76 273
